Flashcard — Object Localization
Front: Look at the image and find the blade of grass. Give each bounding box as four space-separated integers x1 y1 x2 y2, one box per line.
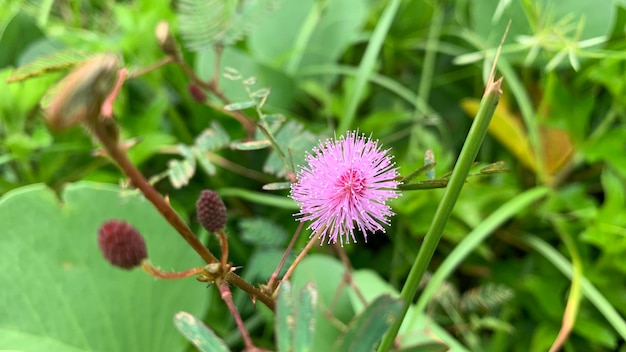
523 234 626 340
284 0 324 75
547 216 583 352
298 64 436 118
458 31 547 184
414 186 550 313
217 188 298 209
377 57 505 352
337 0 401 132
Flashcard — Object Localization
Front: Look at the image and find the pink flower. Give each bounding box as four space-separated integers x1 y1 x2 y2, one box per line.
290 131 400 245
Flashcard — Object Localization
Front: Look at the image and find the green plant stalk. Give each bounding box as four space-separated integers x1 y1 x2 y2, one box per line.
299 64 436 117
338 0 401 132
548 216 583 352
378 78 503 352
523 234 626 340
414 186 550 313
415 2 443 115
285 0 324 75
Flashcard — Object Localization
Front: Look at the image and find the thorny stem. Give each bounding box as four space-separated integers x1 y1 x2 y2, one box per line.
267 222 305 293
88 117 275 311
217 279 257 351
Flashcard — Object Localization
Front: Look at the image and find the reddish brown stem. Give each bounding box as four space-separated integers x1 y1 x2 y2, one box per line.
128 56 175 79
217 229 229 269
267 221 304 292
217 279 256 351
275 234 319 295
141 260 205 279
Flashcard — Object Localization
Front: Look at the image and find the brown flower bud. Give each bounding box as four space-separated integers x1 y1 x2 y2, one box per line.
44 54 120 130
196 190 227 232
188 83 207 103
98 220 147 269
155 21 180 58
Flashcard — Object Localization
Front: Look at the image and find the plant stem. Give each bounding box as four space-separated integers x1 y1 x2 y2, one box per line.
276 234 319 294
377 77 503 351
141 260 206 279
267 222 304 292
217 279 256 351
88 119 275 310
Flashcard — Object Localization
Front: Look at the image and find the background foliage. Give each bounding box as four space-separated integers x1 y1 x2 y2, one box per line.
1 0 626 351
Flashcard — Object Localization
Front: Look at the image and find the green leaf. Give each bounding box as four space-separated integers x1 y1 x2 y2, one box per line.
350 270 465 351
263 120 317 177
0 12 44 68
194 122 231 152
291 255 355 352
167 158 196 189
231 140 272 151
295 282 317 352
276 281 295 352
395 343 449 352
8 50 91 83
177 0 230 52
174 312 230 352
218 187 298 210
335 295 403 351
248 0 368 73
222 0 278 46
223 100 257 111
193 147 217 176
0 182 207 351
239 217 288 247
275 281 318 352
262 182 292 191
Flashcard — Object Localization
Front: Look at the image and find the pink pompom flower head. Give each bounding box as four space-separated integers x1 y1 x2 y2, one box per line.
290 131 400 246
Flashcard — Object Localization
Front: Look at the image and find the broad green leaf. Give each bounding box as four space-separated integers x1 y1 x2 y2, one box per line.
243 248 292 284
350 270 465 351
0 12 44 68
248 0 367 74
335 295 403 352
275 281 318 352
295 282 317 352
291 255 354 352
396 342 450 352
276 281 295 352
173 312 230 352
0 182 207 351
